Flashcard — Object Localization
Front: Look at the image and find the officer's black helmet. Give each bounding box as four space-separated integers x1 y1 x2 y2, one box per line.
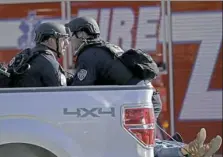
65 16 100 38
34 22 71 43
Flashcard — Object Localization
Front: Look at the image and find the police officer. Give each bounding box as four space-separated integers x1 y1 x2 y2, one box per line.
65 16 143 86
10 22 70 87
65 16 161 116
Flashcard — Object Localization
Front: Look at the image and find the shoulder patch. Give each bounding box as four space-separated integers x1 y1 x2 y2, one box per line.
77 69 87 81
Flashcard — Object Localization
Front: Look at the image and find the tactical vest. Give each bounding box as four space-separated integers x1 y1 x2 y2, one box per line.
74 39 134 85
0 45 66 87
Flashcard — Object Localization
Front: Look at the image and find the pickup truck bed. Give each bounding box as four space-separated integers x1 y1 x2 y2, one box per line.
0 86 154 157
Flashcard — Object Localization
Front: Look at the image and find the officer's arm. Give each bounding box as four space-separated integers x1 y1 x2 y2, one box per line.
146 82 162 119
152 90 162 119
71 50 97 86
41 59 61 87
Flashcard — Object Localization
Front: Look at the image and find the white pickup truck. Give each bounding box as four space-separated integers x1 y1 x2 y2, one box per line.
0 86 155 157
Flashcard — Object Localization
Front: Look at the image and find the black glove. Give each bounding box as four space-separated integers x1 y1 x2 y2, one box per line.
66 75 74 86
64 70 74 86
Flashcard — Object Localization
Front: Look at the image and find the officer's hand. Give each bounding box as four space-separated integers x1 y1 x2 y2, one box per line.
66 75 74 86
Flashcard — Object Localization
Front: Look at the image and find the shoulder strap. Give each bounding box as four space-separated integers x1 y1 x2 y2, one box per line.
75 40 102 56
0 63 10 77
74 40 126 66
102 42 124 58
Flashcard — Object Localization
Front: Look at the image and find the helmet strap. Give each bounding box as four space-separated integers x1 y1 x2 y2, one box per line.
56 38 61 58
